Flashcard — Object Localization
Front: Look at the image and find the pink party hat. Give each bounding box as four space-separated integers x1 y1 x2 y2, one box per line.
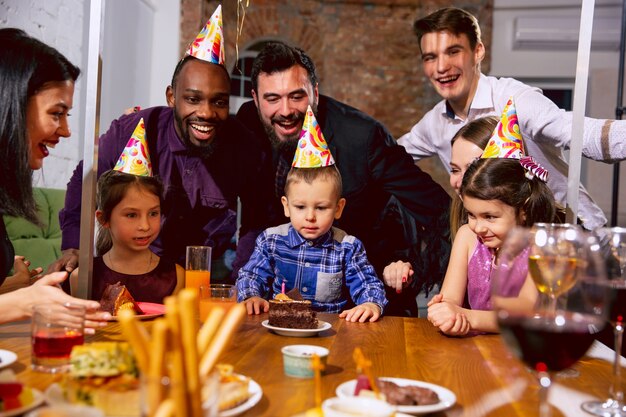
113 118 152 176
186 5 225 65
481 98 525 159
292 106 335 168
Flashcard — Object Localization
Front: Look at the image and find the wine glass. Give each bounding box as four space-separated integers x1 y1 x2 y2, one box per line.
582 227 626 416
493 226 608 417
528 223 583 314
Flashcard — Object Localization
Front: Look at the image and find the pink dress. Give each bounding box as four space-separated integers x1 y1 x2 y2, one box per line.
466 239 529 310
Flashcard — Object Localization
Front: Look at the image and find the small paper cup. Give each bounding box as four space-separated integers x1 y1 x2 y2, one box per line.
322 396 395 417
281 345 329 378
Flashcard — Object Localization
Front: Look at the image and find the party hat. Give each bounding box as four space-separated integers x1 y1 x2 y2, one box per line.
186 5 225 65
113 118 152 176
292 106 335 168
481 98 525 159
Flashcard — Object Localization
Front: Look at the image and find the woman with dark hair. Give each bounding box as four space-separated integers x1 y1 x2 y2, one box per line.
0 28 109 326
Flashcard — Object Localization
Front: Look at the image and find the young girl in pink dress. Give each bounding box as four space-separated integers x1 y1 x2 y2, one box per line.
426 100 557 336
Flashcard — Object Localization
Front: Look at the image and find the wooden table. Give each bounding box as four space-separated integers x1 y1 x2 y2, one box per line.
0 313 621 416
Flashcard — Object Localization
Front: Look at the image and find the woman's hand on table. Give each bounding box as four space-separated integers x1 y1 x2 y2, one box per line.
339 302 381 323
15 271 110 333
382 261 413 293
242 296 269 315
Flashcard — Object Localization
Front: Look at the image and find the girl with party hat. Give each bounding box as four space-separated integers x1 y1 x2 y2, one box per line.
426 100 557 336
236 107 387 322
71 119 184 304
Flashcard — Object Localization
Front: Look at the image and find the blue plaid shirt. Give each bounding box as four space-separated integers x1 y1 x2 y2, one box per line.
236 223 387 313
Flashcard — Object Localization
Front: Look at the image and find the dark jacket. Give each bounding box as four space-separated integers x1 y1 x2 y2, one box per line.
237 96 451 315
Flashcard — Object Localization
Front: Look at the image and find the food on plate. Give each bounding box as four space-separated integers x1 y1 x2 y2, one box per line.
354 377 440 406
62 342 140 416
269 289 318 329
99 282 144 316
0 370 34 412
215 364 251 411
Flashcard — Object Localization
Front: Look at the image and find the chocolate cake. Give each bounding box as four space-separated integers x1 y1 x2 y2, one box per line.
99 282 144 316
268 289 317 329
377 379 439 406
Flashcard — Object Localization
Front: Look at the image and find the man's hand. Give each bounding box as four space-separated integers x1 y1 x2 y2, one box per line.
339 302 381 323
47 248 79 274
242 296 269 315
382 261 414 293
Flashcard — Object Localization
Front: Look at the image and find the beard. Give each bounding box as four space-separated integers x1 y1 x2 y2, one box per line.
174 111 223 161
258 102 318 159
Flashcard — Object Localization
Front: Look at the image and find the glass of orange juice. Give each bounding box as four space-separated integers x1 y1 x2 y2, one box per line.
199 284 237 321
185 246 212 292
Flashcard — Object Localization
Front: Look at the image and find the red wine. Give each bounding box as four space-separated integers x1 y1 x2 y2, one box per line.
607 281 626 324
32 331 84 358
499 314 603 372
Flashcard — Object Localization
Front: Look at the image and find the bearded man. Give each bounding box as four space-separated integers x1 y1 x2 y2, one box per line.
236 41 450 316
55 54 274 282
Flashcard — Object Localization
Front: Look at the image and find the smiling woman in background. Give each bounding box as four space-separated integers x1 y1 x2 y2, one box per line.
0 28 109 327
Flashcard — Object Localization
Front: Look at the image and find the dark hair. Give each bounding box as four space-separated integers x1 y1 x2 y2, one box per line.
95 170 163 256
449 116 499 239
284 166 342 199
414 7 482 52
251 42 318 93
461 158 556 227
170 55 230 90
0 28 80 224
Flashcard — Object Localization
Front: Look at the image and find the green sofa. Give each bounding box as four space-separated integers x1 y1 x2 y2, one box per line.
3 187 65 274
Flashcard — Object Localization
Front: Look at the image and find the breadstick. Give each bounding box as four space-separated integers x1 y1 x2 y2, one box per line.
153 398 175 417
117 309 150 373
197 306 225 357
147 318 169 417
164 296 189 417
178 289 202 417
199 303 246 378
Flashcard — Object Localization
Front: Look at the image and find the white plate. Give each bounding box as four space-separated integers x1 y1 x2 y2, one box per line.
219 379 262 417
0 350 17 369
46 378 262 417
261 320 331 337
0 388 44 417
336 377 456 415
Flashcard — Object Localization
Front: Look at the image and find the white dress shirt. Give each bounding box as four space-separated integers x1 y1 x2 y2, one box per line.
397 74 626 229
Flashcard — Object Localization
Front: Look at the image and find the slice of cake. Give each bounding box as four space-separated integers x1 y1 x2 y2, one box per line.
215 364 250 411
99 282 144 316
268 289 318 329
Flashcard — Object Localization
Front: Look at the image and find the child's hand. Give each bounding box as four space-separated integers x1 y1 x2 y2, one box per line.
242 296 269 315
427 300 470 336
438 312 471 336
339 302 381 323
426 293 443 307
382 261 413 293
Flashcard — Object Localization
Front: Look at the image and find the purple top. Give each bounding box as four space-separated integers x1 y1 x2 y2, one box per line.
91 256 178 303
467 239 529 310
59 107 274 277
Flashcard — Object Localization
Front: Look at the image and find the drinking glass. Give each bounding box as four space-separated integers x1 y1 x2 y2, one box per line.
186 246 212 292
493 226 608 417
31 303 85 373
199 284 237 321
582 227 626 416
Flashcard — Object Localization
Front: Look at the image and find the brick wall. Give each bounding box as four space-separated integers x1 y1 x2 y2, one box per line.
180 0 492 138
180 0 492 188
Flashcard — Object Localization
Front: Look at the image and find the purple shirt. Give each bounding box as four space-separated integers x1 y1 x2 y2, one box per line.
60 107 274 277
